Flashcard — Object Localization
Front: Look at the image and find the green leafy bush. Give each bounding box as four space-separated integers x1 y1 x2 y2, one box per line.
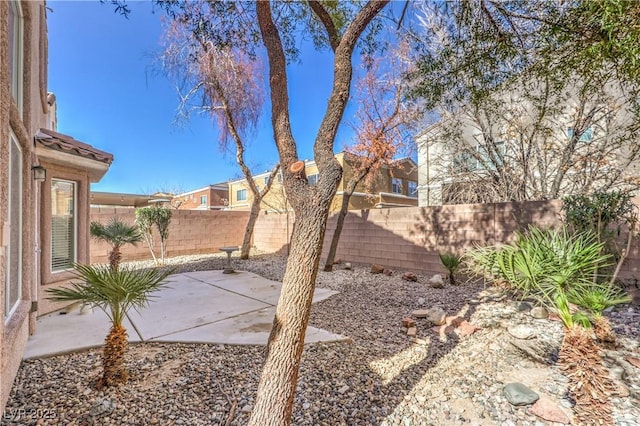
135 206 173 265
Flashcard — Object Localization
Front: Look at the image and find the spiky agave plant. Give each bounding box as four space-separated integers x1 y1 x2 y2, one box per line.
47 264 173 387
439 252 462 285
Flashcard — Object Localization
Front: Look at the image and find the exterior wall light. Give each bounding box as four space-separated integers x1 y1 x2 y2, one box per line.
32 165 46 182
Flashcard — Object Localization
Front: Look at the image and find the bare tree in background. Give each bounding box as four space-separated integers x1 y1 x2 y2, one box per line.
422 75 640 204
161 14 280 259
323 45 418 271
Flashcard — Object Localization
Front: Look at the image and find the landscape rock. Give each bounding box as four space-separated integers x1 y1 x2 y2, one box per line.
370 264 384 274
446 316 465 327
402 272 417 281
455 321 481 337
344 262 352 270
503 383 540 406
426 307 447 325
407 327 417 337
417 297 426 306
428 274 445 288
530 307 549 319
383 269 394 276
508 324 536 340
401 317 415 328
510 339 559 365
412 309 429 319
431 325 455 335
528 396 570 424
517 301 533 312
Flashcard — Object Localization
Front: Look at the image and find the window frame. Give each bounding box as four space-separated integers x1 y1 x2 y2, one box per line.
8 0 24 115
50 179 78 273
407 181 418 197
200 195 207 205
5 130 23 319
237 188 247 201
391 178 403 194
567 127 594 143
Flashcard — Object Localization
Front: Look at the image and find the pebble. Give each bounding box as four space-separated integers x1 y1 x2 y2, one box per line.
3 253 639 425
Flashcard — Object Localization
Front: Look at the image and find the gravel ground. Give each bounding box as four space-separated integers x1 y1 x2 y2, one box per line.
4 252 639 425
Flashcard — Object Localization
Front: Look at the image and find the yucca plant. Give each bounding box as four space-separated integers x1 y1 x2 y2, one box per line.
90 217 142 271
439 252 462 285
47 264 173 387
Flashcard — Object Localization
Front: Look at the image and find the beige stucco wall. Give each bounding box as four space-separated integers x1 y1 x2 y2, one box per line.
1 0 48 411
36 161 93 315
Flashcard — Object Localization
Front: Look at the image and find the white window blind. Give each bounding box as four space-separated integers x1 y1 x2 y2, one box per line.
51 180 76 271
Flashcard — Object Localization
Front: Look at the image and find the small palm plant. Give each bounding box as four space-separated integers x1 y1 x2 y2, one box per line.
47 264 173 387
90 217 142 270
439 252 462 285
466 226 626 424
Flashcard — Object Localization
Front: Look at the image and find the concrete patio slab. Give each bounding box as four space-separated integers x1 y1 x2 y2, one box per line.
126 274 271 340
152 306 347 345
23 307 140 359
24 270 345 359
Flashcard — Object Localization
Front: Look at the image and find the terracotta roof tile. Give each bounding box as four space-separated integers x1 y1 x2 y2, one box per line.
35 128 113 164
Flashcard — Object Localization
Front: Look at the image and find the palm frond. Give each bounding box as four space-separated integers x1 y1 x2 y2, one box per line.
46 264 174 325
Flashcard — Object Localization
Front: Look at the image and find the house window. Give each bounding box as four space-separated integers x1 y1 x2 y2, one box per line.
264 176 270 186
6 131 22 317
277 173 283 183
307 174 318 186
567 127 593 142
237 189 247 201
51 179 76 272
8 0 23 112
392 178 403 194
408 181 418 197
200 195 207 205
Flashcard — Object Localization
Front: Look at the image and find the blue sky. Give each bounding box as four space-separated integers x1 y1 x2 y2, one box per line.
47 1 357 195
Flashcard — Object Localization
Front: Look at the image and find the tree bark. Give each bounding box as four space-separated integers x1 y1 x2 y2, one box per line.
241 197 262 259
323 190 352 271
250 2 388 425
102 324 128 387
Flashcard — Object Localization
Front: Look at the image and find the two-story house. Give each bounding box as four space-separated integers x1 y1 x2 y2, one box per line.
172 183 229 210
227 152 418 212
417 78 640 206
1 1 112 410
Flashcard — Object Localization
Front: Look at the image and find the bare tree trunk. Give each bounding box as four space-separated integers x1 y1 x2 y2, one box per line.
251 3 388 424
323 192 352 271
249 209 331 425
241 198 261 259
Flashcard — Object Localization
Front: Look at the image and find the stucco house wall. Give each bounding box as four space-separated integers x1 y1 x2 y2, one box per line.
1 0 48 410
1 1 112 411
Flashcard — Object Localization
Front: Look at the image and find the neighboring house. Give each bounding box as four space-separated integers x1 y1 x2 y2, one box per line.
90 191 153 208
227 152 418 212
417 78 640 206
172 183 229 210
1 1 112 410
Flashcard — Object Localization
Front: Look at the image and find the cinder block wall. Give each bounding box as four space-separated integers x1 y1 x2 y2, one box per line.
89 199 640 280
253 199 640 279
90 208 250 263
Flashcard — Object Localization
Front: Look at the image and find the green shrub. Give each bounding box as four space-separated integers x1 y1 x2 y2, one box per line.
465 225 629 329
439 252 462 285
